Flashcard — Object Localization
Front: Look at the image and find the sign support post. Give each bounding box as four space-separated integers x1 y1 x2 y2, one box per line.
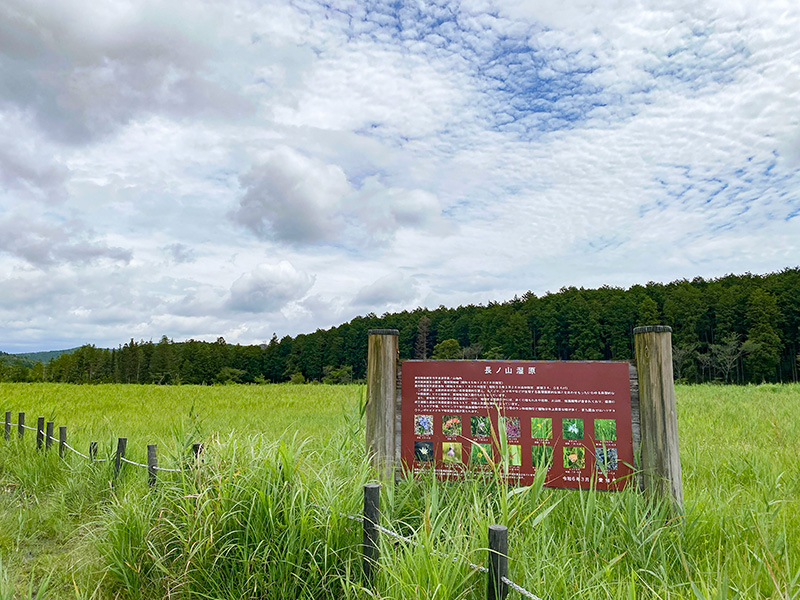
634 325 683 510
366 329 399 480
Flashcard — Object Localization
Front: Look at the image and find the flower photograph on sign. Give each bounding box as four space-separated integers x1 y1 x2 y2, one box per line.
470 416 490 437
501 416 521 439
442 415 461 437
415 414 433 436
595 419 616 441
442 442 462 464
563 418 584 440
414 442 433 462
563 446 585 469
532 445 553 470
469 442 492 465
507 444 522 466
531 417 552 439
595 447 618 472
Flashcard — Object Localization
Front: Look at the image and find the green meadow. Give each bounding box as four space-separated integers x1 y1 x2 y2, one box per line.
0 382 798 599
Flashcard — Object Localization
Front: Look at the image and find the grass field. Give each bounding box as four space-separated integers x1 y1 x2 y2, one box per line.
0 382 799 599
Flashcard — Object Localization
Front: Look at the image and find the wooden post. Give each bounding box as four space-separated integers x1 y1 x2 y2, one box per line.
59 426 67 458
89 441 98 462
36 416 45 449
114 438 127 478
18 412 24 439
366 329 399 480
488 525 509 600
192 443 204 462
147 444 158 487
634 325 683 509
4 411 9 441
45 421 54 450
362 483 381 587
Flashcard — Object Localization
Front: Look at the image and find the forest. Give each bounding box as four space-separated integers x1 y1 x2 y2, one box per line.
2 268 799 385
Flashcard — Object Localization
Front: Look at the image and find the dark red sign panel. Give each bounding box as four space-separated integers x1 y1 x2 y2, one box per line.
401 361 633 490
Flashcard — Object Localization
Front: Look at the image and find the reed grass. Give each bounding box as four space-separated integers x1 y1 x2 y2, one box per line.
0 382 798 599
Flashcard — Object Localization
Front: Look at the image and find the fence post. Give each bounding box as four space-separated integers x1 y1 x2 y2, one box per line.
366 329 399 480
114 438 127 478
488 525 509 600
59 426 67 458
362 483 381 587
147 444 158 487
36 417 45 449
4 411 9 441
46 421 54 451
192 443 204 463
633 325 683 510
18 412 24 439
89 441 98 462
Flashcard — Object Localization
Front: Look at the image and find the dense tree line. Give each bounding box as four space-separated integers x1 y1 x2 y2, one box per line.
2 268 799 385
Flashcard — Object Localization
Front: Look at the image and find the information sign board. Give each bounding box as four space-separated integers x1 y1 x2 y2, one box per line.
400 360 634 490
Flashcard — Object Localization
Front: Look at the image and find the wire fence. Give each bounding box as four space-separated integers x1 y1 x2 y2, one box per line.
3 410 543 600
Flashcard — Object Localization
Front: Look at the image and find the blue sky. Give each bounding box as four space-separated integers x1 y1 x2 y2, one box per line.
1 0 799 353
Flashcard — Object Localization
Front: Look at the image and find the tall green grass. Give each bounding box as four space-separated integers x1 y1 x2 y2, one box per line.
1 383 799 599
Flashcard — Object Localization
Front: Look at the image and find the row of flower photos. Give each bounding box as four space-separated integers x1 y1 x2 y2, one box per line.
401 360 634 490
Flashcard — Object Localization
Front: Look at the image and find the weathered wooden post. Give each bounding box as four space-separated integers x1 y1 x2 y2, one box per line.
366 329 399 480
147 444 158 487
362 483 381 587
4 411 10 441
114 437 127 478
36 416 45 449
18 412 24 439
45 421 54 450
192 442 204 462
488 524 509 600
59 426 67 458
634 325 683 510
89 441 98 462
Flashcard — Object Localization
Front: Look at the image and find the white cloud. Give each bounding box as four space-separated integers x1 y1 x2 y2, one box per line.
1 0 799 352
353 273 419 308
227 261 315 313
234 146 350 244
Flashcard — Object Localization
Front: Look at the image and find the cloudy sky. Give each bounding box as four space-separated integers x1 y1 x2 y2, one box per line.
1 0 799 353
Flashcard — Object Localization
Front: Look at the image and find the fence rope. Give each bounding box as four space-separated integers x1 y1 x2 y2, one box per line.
119 453 183 472
120 456 150 469
502 576 545 600
7 419 180 467
154 465 182 473
6 419 540 597
62 441 92 460
323 501 543 595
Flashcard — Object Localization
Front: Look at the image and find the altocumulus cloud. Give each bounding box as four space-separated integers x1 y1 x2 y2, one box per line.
227 262 315 314
233 146 447 247
1 0 799 354
234 147 350 244
0 213 131 268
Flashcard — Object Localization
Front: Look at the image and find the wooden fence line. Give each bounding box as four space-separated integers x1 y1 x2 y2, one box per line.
1 412 538 600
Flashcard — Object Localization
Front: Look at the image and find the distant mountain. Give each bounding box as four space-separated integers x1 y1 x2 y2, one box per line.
1 348 81 366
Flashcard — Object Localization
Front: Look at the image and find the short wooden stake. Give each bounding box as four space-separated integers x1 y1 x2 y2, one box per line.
362 483 381 587
488 525 509 600
59 426 67 458
89 441 98 462
4 411 10 440
114 438 127 478
147 444 158 487
18 412 24 438
36 417 45 449
366 329 399 480
46 421 54 450
634 325 683 510
192 442 204 462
